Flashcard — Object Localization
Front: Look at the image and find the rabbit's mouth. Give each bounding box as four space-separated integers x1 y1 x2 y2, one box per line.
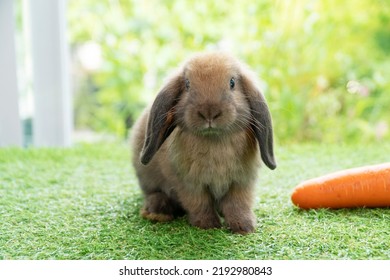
196 127 224 137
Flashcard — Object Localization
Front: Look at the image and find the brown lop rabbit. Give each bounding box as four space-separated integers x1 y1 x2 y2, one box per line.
131 52 276 234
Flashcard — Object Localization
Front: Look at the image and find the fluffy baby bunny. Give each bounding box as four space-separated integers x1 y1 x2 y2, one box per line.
131 52 276 234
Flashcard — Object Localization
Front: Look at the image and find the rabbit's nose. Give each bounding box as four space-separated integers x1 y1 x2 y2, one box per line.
197 106 222 123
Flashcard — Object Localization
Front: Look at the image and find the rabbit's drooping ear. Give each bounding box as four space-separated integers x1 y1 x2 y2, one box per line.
140 73 184 165
240 73 277 170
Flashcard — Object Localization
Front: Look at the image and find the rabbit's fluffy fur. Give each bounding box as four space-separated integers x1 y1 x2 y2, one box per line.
131 52 276 234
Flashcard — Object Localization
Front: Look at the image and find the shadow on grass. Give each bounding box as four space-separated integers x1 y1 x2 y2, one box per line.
292 207 390 220
96 195 250 259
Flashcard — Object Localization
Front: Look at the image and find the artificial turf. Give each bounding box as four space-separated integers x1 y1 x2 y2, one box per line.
1 142 389 259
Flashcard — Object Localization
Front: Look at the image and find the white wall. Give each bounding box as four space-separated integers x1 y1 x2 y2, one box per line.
0 0 72 147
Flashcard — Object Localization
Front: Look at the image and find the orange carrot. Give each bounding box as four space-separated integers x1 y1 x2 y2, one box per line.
291 163 390 209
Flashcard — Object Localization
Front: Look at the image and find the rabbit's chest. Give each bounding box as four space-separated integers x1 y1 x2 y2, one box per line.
170 131 260 198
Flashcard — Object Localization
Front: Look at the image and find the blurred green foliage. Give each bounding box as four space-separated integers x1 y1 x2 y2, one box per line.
68 0 390 143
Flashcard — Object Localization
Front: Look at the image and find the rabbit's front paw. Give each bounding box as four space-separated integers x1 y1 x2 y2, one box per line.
225 215 256 235
189 212 222 230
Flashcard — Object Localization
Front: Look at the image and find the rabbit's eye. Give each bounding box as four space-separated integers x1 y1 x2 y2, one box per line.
230 78 235 90
185 79 190 90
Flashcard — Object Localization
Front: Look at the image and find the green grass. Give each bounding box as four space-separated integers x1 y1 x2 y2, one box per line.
1 142 390 260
